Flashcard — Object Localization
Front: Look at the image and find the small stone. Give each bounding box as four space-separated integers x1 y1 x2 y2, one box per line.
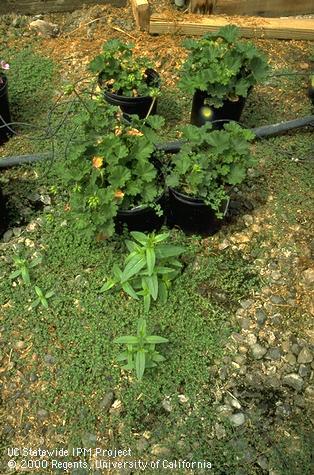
239 318 250 330
271 271 281 281
251 343 267 360
229 413 245 427
15 340 25 349
43 354 55 365
256 308 267 325
297 347 313 364
178 394 189 404
246 334 257 346
218 239 230 250
240 299 254 309
304 385 314 400
2 229 13 242
285 353 297 366
99 391 114 412
151 445 171 456
298 364 310 378
136 437 149 452
243 214 254 227
266 347 281 361
270 295 285 305
282 373 304 391
291 343 300 356
162 398 172 413
29 373 38 382
37 409 48 420
257 455 268 470
214 422 226 440
301 268 314 287
29 19 59 37
281 340 290 353
12 227 22 236
81 432 97 447
275 403 291 418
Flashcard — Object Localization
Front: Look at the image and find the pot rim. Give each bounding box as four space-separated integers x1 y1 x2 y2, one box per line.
99 68 160 100
117 191 165 216
169 187 229 216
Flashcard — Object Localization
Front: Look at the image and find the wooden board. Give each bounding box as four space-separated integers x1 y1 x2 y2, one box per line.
0 0 125 15
149 15 314 40
130 0 150 31
212 0 314 17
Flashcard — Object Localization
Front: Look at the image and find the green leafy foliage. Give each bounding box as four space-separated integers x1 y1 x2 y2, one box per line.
31 286 55 309
89 39 160 98
100 231 185 313
166 121 255 217
58 96 165 239
179 25 269 108
9 255 42 285
114 318 168 380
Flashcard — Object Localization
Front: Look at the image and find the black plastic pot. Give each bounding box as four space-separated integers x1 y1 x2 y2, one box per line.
0 186 8 238
167 187 228 236
115 193 166 234
190 89 247 128
102 69 160 119
0 75 12 145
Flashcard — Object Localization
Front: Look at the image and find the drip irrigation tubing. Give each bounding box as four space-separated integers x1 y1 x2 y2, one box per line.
0 115 313 168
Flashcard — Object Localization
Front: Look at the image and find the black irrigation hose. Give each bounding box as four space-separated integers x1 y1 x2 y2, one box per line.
0 115 313 168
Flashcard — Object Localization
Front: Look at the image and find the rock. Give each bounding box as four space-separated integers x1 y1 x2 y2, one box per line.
304 385 314 400
285 353 296 365
162 398 172 413
301 268 314 287
229 413 245 427
37 409 48 420
298 364 310 378
239 318 250 330
243 214 254 227
239 299 254 309
256 308 267 325
81 432 97 447
218 239 230 250
29 373 38 382
226 395 241 410
178 394 189 404
214 422 226 440
257 455 268 470
99 391 114 412
297 347 313 364
136 437 149 452
270 295 285 305
266 347 281 361
251 343 267 360
151 445 171 456
12 227 22 236
246 334 257 346
291 343 300 356
15 340 25 349
275 403 291 418
270 270 281 281
2 229 13 242
29 20 59 37
282 373 304 392
43 354 55 365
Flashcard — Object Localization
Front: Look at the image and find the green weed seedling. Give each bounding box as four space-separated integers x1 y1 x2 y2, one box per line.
9 255 42 285
114 318 168 381
31 286 55 309
100 231 185 312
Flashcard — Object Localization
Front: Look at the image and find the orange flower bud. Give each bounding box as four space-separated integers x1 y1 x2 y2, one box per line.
92 156 103 169
114 190 125 199
127 128 143 137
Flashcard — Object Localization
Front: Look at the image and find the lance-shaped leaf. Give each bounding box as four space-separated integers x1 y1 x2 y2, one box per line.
155 245 185 259
146 247 155 276
135 349 146 381
146 335 169 344
121 254 146 282
114 336 138 345
121 281 139 300
144 274 158 301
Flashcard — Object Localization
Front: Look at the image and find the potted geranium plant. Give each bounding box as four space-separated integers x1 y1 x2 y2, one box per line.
165 121 255 235
89 39 160 119
0 60 12 145
60 97 166 239
178 25 269 127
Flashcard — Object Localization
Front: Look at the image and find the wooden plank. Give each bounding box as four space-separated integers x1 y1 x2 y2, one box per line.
213 0 314 17
131 0 150 31
0 0 125 15
149 14 314 40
